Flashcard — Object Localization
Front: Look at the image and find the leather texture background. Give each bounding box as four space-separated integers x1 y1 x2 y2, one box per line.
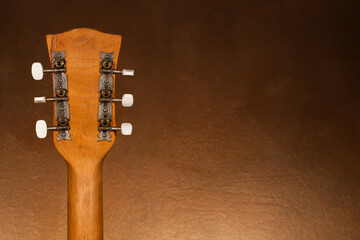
0 0 359 239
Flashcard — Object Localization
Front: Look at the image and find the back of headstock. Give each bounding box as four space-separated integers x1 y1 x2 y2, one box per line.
33 28 134 167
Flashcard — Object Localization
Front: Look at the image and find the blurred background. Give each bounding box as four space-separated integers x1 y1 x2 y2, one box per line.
0 0 359 239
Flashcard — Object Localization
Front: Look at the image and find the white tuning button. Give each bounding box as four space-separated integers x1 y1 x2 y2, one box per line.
32 62 44 80
34 96 46 103
121 94 134 107
121 69 134 76
36 120 48 138
121 123 133 135
34 97 57 103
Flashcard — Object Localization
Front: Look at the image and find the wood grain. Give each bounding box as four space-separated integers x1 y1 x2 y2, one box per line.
46 28 122 240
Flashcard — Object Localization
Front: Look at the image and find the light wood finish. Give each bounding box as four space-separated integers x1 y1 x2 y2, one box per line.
46 28 122 240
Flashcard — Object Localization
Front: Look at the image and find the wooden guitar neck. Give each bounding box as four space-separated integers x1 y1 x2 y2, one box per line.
32 28 133 240
67 158 103 239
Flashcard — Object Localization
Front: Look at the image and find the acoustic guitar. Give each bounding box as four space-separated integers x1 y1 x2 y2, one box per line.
32 27 134 240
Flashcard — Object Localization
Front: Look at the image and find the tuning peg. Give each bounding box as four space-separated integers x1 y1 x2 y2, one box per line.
114 69 134 76
34 96 68 103
112 94 134 107
101 68 134 76
34 96 54 103
31 62 66 80
99 123 133 135
35 120 70 139
99 94 134 107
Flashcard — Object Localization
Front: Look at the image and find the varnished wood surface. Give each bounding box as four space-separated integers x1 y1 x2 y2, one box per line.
46 28 121 163
46 28 122 240
67 162 103 240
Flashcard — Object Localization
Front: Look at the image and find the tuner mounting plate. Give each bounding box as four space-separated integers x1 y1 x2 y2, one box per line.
51 50 71 141
98 52 115 142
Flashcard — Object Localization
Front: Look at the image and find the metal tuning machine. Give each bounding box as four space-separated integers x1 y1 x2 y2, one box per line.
34 96 68 103
97 51 134 141
99 93 133 107
36 120 71 139
99 51 134 76
33 50 71 141
31 50 67 80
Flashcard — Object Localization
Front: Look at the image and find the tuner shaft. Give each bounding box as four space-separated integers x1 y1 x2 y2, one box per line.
100 69 134 76
48 126 70 131
98 94 133 107
43 69 66 73
98 123 132 135
34 96 69 103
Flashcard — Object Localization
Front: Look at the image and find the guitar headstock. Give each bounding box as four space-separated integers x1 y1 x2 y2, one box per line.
33 28 134 166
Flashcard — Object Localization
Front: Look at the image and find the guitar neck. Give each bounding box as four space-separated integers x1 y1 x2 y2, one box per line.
67 160 103 240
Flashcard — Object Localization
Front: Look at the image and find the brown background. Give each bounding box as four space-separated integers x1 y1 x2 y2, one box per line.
0 0 359 239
